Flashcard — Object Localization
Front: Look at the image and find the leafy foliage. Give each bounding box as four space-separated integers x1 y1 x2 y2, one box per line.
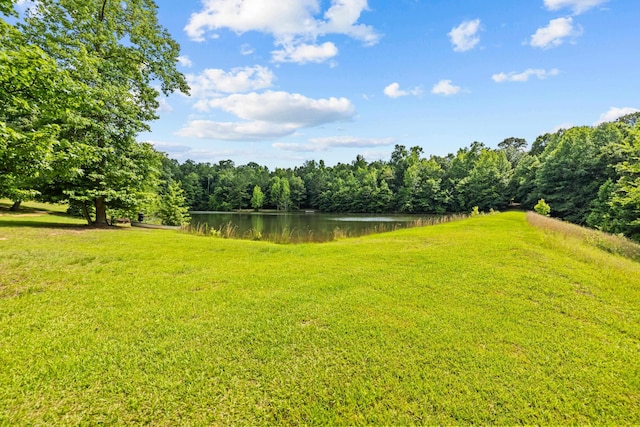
534 199 551 216
158 181 190 226
0 14 74 203
250 185 265 211
16 0 188 224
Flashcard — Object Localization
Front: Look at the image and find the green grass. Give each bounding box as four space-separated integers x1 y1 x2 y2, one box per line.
1 207 639 425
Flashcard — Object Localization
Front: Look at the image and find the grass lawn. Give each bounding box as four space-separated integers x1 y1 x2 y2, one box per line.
1 205 639 424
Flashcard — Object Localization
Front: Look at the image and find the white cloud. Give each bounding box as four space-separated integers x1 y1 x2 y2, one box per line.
492 68 560 83
431 80 462 96
544 0 609 14
201 91 355 125
594 107 640 125
176 120 298 141
187 66 275 98
240 44 254 55
320 0 380 46
383 82 422 99
273 136 394 152
448 19 481 52
530 17 581 49
272 42 339 64
177 91 356 141
184 0 380 64
177 55 193 68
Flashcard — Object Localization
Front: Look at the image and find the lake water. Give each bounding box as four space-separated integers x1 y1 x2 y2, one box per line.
190 211 434 242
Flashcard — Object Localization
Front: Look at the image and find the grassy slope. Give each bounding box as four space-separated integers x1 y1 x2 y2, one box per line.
0 208 639 425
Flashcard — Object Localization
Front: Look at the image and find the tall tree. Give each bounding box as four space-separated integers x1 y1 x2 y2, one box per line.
457 148 512 211
250 186 265 211
498 137 527 167
0 3 75 209
270 176 291 211
535 126 612 224
20 0 189 225
587 117 640 239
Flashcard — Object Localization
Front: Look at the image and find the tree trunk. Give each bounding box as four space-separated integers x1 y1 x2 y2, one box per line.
94 197 109 226
9 200 21 211
81 201 92 225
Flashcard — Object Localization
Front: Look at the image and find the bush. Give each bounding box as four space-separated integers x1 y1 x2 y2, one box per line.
534 198 551 216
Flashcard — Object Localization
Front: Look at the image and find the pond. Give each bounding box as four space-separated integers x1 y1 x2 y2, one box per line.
190 211 438 243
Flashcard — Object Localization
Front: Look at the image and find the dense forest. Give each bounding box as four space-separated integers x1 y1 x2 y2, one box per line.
160 116 640 241
1 1 639 240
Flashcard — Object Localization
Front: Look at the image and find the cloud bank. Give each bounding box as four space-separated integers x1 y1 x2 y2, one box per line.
178 91 356 141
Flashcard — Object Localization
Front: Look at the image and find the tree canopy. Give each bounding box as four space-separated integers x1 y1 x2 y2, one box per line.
13 0 188 225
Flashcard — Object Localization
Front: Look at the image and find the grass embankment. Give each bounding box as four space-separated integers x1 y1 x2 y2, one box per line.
1 206 639 425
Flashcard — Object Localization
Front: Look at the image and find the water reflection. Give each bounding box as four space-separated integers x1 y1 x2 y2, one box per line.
190 211 434 243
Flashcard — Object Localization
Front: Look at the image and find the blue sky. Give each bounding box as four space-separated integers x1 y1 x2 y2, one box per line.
140 0 639 168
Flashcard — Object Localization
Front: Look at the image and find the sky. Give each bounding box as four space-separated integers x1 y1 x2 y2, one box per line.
136 0 639 168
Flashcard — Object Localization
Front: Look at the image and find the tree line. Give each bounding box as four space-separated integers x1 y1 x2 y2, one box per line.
1 1 639 239
161 117 640 241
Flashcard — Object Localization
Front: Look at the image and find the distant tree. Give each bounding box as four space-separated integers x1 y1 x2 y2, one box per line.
158 181 190 226
270 177 291 211
530 132 560 157
498 137 527 167
210 168 248 211
615 112 640 127
443 142 485 212
535 127 611 224
250 186 265 211
510 154 541 208
587 120 640 240
457 148 512 211
400 158 447 213
299 160 329 209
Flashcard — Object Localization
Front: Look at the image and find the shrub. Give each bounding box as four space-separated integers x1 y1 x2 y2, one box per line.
534 199 551 216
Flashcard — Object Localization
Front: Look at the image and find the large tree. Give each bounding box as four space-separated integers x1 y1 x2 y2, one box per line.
0 2 76 209
535 126 614 224
20 0 188 225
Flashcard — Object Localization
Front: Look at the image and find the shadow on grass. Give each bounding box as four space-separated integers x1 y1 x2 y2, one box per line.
0 220 87 229
0 201 66 214
0 214 132 231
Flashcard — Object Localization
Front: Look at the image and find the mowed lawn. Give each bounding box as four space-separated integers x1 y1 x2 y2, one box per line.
1 209 639 425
